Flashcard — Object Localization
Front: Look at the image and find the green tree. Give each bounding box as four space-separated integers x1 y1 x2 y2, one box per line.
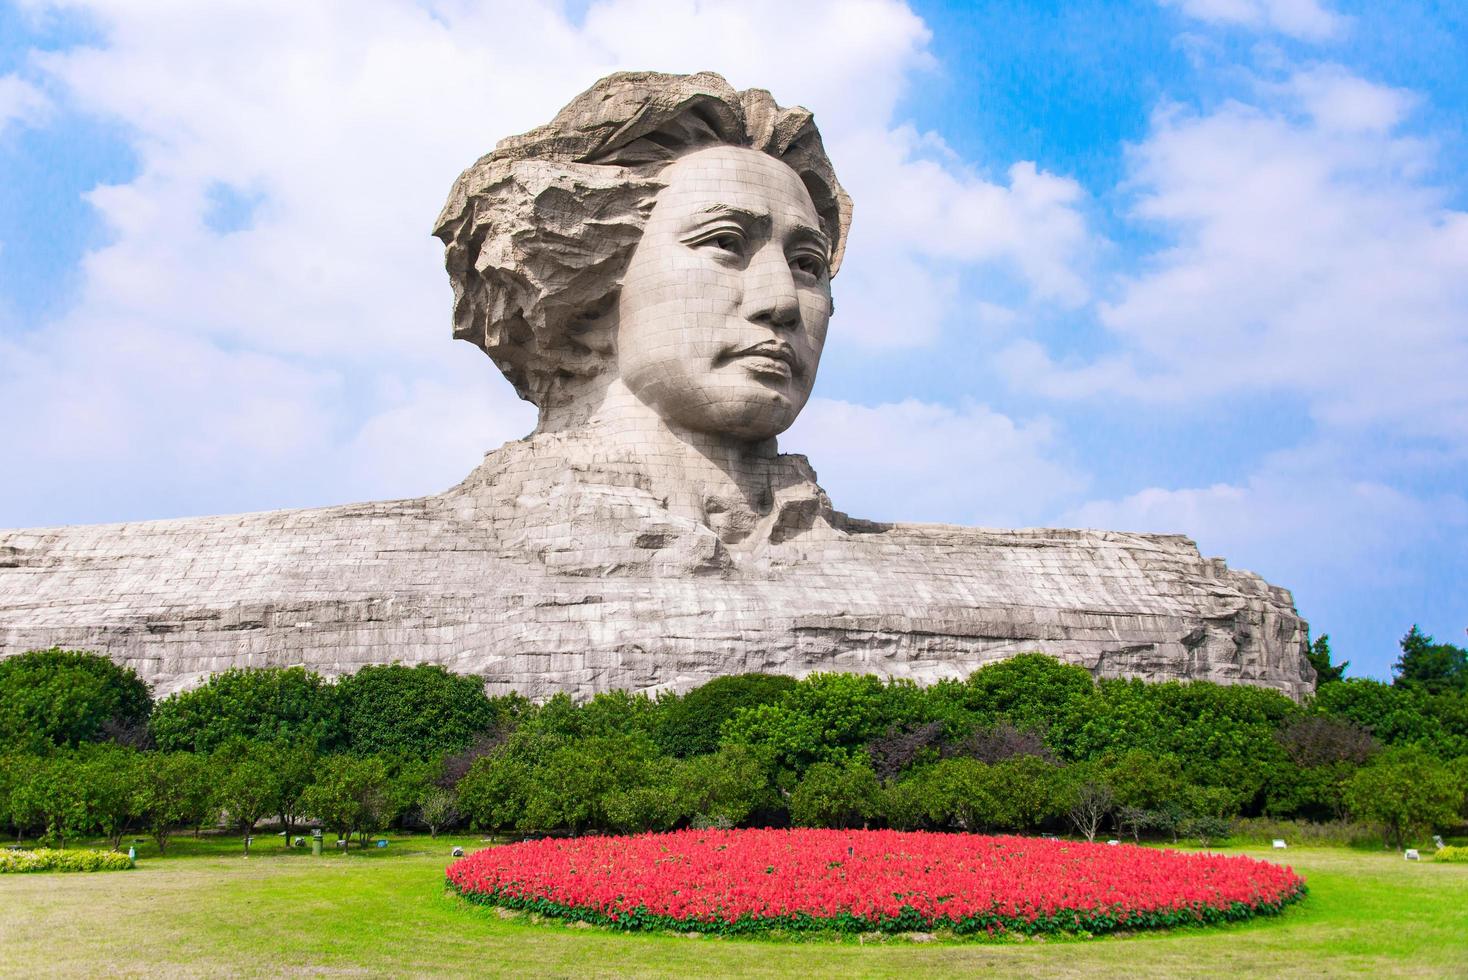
1449 756 1468 822
670 745 774 827
656 674 796 757
135 752 213 854
1312 679 1460 756
877 778 929 831
989 755 1068 831
722 673 902 775
1344 748 1462 849
300 754 392 850
456 748 535 833
150 667 340 754
519 735 659 835
256 741 316 846
789 758 881 828
76 744 145 850
417 786 457 838
959 654 1097 758
1100 750 1185 812
0 753 17 838
602 779 682 833
1305 634 1348 686
915 758 1007 832
0 648 151 752
2 754 49 841
11 753 88 848
380 754 438 829
1393 626 1468 696
211 742 284 854
335 664 500 757
1266 715 1379 820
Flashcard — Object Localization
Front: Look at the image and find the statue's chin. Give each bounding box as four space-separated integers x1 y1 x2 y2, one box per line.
669 392 802 445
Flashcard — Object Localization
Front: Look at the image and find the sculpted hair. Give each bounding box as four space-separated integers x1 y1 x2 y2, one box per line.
434 71 852 419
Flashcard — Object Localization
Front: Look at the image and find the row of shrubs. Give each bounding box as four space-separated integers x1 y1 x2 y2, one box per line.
1 743 448 853
0 847 133 873
2 644 1467 848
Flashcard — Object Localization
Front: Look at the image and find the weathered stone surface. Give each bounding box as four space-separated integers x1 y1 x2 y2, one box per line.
0 71 1315 698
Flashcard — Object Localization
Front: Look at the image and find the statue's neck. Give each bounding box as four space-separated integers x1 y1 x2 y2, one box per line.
575 381 784 541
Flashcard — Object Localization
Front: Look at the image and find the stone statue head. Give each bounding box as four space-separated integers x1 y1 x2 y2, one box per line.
435 71 851 442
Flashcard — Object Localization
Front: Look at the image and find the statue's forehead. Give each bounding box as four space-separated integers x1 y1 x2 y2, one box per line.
652 146 819 223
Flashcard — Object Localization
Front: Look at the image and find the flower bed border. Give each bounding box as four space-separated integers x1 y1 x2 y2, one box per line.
448 882 1305 937
446 830 1307 939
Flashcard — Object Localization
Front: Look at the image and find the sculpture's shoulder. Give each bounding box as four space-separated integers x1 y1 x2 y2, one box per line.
824 515 1296 608
0 493 500 626
0 495 436 564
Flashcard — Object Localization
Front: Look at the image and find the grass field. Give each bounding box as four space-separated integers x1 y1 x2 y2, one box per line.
2 834 1465 977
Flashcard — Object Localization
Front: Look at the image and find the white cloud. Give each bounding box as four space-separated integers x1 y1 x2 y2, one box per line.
1160 0 1349 41
0 74 51 135
1002 67 1468 448
1284 65 1417 133
784 397 1084 528
1063 444 1468 625
1 0 1097 525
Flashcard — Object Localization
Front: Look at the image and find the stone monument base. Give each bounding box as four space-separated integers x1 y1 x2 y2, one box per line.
0 433 1313 699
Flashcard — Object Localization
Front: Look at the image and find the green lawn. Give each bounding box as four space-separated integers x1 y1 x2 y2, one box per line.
2 835 1464 977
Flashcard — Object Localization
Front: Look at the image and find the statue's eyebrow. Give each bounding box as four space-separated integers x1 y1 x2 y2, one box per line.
689 204 830 254
689 203 768 229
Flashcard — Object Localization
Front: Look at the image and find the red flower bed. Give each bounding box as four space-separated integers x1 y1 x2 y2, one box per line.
447 828 1305 936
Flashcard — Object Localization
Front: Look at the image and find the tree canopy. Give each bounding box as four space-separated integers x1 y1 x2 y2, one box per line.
0 648 151 752
149 667 341 754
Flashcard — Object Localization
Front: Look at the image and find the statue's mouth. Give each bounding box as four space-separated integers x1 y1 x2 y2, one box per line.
724 341 801 380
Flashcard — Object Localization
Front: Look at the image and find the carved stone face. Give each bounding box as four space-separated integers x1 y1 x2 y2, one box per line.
615 145 833 441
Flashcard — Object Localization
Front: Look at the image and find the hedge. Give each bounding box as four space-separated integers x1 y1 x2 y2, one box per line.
0 848 134 873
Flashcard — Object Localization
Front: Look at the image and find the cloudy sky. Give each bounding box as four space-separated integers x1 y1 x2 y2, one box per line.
1 0 1464 678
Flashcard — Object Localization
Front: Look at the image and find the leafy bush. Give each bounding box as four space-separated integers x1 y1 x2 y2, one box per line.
0 848 133 873
1434 845 1468 863
300 754 393 848
136 752 215 853
211 741 286 853
1312 679 1464 759
5 748 145 848
1345 748 1463 848
335 663 500 757
0 649 151 752
150 667 340 754
656 673 796 757
723 673 901 774
956 654 1097 756
789 758 880 828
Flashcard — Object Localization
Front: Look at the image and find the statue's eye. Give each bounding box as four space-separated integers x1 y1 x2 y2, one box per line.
791 253 827 279
701 231 744 255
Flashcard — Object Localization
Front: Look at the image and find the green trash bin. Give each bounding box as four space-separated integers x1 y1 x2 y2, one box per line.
311 829 323 857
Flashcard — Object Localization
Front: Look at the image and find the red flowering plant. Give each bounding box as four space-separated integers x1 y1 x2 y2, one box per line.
446 828 1305 936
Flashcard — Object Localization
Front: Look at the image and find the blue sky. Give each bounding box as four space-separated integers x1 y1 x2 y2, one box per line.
1 0 1464 679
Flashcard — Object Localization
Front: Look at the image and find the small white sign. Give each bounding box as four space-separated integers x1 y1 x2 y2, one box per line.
1405 849 1421 861
1272 839 1287 849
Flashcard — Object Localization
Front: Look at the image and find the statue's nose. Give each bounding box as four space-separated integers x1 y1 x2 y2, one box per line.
741 245 801 330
